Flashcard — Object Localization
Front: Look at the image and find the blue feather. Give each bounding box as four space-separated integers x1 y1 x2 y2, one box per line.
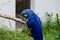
20 9 43 40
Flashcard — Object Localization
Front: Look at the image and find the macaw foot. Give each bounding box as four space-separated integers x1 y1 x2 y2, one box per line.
28 31 32 36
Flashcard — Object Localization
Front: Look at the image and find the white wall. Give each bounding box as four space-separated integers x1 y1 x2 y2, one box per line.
0 0 60 30
0 0 15 30
31 0 60 21
30 0 35 11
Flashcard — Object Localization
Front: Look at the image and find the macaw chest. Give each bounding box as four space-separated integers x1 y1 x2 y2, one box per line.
27 21 40 34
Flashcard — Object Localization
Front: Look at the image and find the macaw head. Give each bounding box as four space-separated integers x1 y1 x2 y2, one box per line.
20 9 35 21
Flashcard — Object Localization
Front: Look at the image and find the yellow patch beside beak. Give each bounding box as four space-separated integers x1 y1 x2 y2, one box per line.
24 14 28 17
23 13 28 21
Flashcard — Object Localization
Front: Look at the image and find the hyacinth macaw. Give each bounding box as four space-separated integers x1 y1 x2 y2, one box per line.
20 9 43 40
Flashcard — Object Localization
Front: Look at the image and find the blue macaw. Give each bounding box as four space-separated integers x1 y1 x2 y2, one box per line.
20 9 43 40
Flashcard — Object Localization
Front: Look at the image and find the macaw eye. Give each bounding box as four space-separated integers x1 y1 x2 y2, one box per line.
23 13 28 19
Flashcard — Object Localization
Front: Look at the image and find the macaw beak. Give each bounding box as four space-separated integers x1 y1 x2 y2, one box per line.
20 16 28 22
20 16 27 22
23 18 27 21
19 16 26 24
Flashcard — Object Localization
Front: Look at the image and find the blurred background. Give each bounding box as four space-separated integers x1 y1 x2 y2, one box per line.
0 0 60 40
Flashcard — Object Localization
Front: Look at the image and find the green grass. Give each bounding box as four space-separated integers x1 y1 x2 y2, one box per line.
0 21 60 40
43 13 60 40
0 28 33 40
43 22 60 40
